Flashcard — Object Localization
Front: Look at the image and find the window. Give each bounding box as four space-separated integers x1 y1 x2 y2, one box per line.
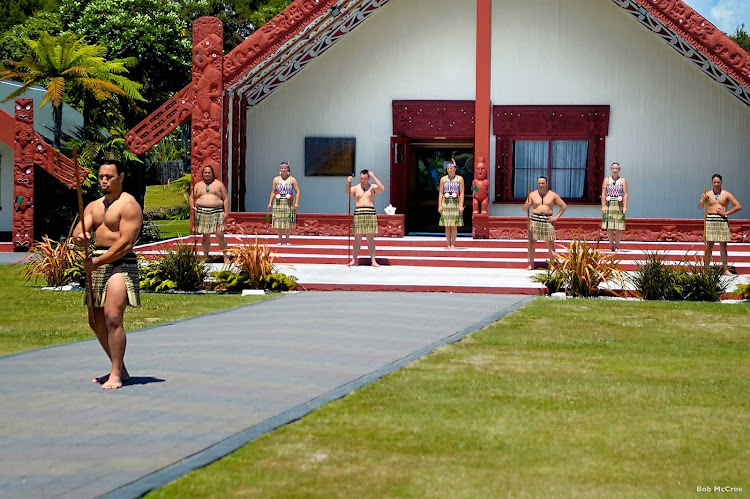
494 105 609 203
513 139 588 198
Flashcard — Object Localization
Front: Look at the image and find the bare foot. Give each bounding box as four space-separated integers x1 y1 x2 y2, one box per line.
526 263 534 271
92 367 129 384
723 269 734 276
348 259 357 266
371 260 381 267
102 374 123 390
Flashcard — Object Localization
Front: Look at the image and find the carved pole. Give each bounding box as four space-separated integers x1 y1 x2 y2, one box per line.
191 17 224 231
473 0 492 238
12 99 36 250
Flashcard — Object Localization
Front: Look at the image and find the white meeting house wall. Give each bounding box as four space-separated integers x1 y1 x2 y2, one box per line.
0 142 12 233
244 0 476 215
244 0 750 219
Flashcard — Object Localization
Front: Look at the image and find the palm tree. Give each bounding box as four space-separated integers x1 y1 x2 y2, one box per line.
0 32 145 149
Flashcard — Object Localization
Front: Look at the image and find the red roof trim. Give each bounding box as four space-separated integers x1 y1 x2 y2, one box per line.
0 108 14 147
636 0 750 89
223 0 339 86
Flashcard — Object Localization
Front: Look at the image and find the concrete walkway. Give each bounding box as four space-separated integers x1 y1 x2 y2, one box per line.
0 291 533 498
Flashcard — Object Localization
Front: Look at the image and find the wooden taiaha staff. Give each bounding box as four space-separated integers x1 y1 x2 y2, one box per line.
73 146 95 310
347 175 353 265
703 184 708 271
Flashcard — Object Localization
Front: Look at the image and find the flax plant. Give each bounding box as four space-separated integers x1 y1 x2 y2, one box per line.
17 219 85 287
556 236 626 297
224 234 277 289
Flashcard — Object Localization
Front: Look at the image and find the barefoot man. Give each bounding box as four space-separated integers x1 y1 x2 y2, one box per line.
74 161 142 389
346 169 385 266
698 174 742 275
523 176 567 270
190 166 229 260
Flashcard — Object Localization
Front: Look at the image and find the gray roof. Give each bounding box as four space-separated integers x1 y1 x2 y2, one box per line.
0 80 83 144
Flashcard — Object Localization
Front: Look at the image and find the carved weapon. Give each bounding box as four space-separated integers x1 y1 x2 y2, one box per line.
74 147 95 310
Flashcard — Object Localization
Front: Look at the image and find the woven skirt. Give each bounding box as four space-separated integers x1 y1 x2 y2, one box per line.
439 197 464 227
601 200 626 231
705 214 730 242
84 250 140 308
353 207 378 235
195 206 224 234
272 198 296 229
528 213 555 242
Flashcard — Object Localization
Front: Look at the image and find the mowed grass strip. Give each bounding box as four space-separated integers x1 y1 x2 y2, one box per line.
151 219 191 239
145 183 187 209
149 299 749 498
0 265 269 356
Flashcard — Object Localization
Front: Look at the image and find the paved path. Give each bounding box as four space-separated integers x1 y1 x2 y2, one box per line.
0 291 532 498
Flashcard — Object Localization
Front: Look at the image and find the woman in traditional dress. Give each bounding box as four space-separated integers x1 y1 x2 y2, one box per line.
438 158 465 249
267 161 300 245
601 162 628 252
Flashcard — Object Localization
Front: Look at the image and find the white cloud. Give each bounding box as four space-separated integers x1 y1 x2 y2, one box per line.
708 0 747 33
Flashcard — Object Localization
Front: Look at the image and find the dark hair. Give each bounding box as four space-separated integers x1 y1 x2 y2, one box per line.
538 176 548 183
100 160 121 175
712 174 722 181
360 169 370 176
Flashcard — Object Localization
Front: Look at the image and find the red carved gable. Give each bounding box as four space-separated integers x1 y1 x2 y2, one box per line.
127 0 750 157
636 0 750 89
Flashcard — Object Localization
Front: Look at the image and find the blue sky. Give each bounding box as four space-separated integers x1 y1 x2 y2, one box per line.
686 0 749 34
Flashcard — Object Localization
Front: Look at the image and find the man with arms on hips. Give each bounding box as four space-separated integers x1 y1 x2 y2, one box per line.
698 174 741 275
74 161 142 390
523 176 567 270
267 161 300 245
346 169 385 267
601 162 629 252
191 166 229 261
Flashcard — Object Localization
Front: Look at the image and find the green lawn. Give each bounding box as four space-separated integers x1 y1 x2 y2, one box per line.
149 299 749 498
151 219 191 240
145 183 187 209
0 265 270 356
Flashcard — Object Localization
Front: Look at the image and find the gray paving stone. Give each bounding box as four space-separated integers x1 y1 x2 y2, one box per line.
0 291 531 498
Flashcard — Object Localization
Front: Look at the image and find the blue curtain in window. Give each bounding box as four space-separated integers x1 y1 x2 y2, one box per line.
551 140 587 198
513 140 548 197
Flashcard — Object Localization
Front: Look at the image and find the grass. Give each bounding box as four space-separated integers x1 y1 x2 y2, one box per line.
148 299 749 498
0 265 270 356
145 183 187 210
151 219 191 240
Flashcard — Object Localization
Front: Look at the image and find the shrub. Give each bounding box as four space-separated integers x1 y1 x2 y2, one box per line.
143 205 189 221
556 236 625 297
221 233 298 291
630 251 681 301
735 283 750 300
137 220 163 244
17 220 85 287
674 259 729 302
631 252 730 301
531 265 566 294
140 242 209 292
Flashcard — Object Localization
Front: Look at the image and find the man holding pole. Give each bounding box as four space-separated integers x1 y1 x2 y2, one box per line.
346 169 384 266
698 174 741 275
74 161 142 389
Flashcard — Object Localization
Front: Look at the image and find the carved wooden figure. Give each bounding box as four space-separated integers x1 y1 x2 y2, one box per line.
472 156 489 214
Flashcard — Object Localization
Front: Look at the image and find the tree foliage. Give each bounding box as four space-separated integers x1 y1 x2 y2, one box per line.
0 0 59 33
0 32 145 148
730 24 750 54
0 11 62 62
60 0 192 111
